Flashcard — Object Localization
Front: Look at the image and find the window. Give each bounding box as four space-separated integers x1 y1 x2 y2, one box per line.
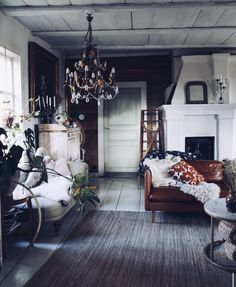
0 46 21 127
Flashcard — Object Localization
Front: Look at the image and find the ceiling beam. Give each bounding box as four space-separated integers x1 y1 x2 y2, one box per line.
53 44 236 51
33 27 236 37
2 2 236 16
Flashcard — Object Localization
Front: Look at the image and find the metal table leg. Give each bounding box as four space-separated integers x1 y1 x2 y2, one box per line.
210 216 214 261
232 272 235 287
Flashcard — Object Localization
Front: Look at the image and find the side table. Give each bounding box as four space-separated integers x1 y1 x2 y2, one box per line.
204 198 236 287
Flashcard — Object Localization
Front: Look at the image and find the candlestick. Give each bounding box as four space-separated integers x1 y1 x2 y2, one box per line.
216 74 227 104
42 97 46 109
46 95 48 106
58 104 62 114
38 96 41 110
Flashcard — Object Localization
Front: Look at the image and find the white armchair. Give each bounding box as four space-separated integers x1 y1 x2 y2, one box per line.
14 152 89 236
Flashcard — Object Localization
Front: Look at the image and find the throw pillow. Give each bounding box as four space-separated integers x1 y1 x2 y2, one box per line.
18 150 31 183
24 167 42 188
44 156 55 170
168 160 205 185
53 158 71 177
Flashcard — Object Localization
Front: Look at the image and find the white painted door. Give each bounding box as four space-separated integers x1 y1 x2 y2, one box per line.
104 82 146 172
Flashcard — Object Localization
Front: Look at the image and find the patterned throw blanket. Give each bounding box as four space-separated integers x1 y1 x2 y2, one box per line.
138 150 196 175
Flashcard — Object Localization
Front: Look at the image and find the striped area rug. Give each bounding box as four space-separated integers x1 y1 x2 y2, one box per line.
26 211 230 287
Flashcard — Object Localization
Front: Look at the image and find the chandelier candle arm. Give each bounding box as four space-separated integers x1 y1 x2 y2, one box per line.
64 11 118 105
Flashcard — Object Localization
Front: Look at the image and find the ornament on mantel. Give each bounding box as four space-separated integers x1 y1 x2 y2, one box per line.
54 105 68 126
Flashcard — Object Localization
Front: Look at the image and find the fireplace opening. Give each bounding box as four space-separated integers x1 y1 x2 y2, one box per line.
185 137 214 160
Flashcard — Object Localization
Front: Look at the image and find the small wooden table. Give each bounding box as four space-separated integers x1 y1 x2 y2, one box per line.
204 198 236 287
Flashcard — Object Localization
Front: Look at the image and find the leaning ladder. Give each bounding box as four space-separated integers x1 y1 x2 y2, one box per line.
139 109 164 161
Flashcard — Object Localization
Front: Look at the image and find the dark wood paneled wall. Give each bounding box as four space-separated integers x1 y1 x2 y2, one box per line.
65 55 172 172
108 55 172 108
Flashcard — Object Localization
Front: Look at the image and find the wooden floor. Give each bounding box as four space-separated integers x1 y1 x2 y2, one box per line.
0 175 144 287
92 175 145 212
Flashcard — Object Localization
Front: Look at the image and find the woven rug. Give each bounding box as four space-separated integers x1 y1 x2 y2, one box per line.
26 211 230 287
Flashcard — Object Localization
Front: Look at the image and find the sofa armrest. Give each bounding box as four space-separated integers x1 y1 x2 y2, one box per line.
144 168 152 210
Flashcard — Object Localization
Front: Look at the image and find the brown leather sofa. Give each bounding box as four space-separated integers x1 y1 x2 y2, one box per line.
144 160 230 222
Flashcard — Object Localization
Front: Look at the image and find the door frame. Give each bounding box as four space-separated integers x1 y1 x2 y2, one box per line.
98 81 147 176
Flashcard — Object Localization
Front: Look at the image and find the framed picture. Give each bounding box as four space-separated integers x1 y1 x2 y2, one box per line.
28 42 59 113
185 81 208 104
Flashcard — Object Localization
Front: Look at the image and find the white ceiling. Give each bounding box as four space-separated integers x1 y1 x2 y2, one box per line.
1 0 236 56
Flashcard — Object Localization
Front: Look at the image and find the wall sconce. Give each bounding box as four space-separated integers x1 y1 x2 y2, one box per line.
216 74 227 104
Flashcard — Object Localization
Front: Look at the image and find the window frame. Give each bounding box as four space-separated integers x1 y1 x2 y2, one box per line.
0 46 21 126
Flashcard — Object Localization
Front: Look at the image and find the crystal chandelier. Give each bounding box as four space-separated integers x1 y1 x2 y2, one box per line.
64 11 119 105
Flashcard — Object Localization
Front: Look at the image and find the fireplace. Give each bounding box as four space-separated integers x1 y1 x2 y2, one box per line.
160 104 236 160
185 137 214 160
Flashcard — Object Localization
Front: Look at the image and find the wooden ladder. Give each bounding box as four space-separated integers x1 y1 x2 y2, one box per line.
139 109 164 161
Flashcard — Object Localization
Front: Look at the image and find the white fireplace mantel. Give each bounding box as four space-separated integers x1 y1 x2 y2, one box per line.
160 104 236 160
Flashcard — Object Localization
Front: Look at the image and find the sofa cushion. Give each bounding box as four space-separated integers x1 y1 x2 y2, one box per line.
149 182 229 203
149 186 197 202
168 160 204 185
187 160 223 182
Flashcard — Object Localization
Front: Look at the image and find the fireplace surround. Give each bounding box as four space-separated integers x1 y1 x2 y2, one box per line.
160 104 236 160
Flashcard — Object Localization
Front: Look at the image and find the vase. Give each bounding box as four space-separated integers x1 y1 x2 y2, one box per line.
226 192 236 213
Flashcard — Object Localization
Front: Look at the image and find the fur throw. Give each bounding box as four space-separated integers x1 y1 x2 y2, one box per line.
13 176 72 203
175 181 220 204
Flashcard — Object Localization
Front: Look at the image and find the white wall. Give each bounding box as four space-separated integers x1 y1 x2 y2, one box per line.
228 56 236 104
0 11 65 130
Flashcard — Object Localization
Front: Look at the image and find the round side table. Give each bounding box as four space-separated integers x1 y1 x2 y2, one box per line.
204 198 236 287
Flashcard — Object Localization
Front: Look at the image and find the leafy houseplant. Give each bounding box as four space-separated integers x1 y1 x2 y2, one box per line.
222 159 236 212
0 127 24 196
71 174 100 213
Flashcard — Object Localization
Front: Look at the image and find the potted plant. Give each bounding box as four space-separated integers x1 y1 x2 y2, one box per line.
70 174 100 213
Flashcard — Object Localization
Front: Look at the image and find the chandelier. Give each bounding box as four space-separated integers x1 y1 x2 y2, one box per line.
64 11 119 105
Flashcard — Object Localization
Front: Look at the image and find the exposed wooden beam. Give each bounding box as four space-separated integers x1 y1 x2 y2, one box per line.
33 27 236 37
2 2 236 16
